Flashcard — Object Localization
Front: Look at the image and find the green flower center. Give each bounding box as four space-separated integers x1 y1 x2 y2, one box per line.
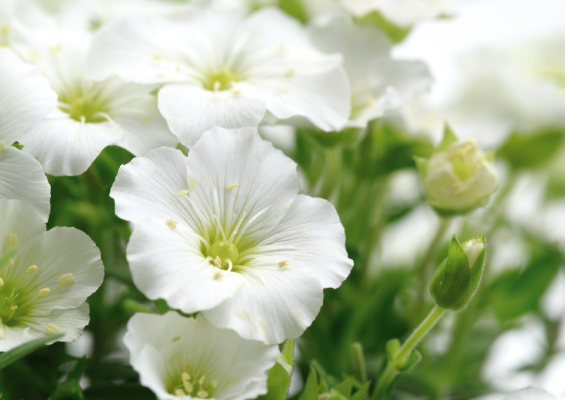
57 85 111 123
0 286 19 323
170 364 218 398
201 68 243 91
208 241 239 270
449 143 480 182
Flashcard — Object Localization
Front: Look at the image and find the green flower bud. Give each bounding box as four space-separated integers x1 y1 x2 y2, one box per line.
415 127 497 216
429 235 486 311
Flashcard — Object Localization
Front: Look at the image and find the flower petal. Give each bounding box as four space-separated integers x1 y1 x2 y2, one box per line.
0 146 50 222
0 199 45 256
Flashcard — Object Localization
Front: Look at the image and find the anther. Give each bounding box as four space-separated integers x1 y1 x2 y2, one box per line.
183 380 193 393
39 288 50 296
182 372 190 381
227 183 239 190
175 388 186 397
210 380 218 389
177 190 189 197
198 375 206 385
172 336 180 342
45 323 60 334
278 260 291 269
0 328 4 339
214 271 224 279
0 142 5 153
166 219 178 229
9 306 16 312
284 68 294 77
5 233 17 249
7 259 12 267
197 390 209 398
0 279 4 287
58 273 74 287
27 265 38 275
214 256 222 269
232 88 241 96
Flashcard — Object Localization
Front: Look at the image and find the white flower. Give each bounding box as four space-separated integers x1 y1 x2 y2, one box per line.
0 48 54 221
111 127 353 344
124 311 278 400
0 199 104 351
339 0 469 27
10 24 177 176
87 8 351 148
504 388 557 400
308 15 432 128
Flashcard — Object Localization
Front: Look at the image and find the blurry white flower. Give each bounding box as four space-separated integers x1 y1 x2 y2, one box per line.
0 199 104 351
111 127 352 344
504 388 556 400
10 25 176 176
124 311 278 400
0 48 53 221
309 16 432 128
87 8 351 148
340 0 469 27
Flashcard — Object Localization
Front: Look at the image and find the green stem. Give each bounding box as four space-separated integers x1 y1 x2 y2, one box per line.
319 147 342 200
373 305 446 400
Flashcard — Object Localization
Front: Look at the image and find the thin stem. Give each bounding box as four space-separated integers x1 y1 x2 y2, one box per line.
373 305 446 400
319 147 342 200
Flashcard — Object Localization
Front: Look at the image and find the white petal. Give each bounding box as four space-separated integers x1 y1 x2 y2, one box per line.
504 388 556 400
187 127 299 247
204 266 324 345
158 83 266 148
0 146 50 222
20 115 123 176
0 199 45 256
110 147 191 224
0 48 57 144
127 216 245 313
253 195 353 289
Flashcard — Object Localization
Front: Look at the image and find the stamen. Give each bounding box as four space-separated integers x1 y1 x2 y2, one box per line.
213 81 221 92
0 142 5 153
226 259 233 273
177 190 189 197
175 388 186 397
184 363 192 371
39 288 50 296
0 278 4 287
227 183 239 190
27 265 38 275
284 68 294 77
213 215 228 241
172 336 180 342
210 380 218 389
182 372 190 381
214 271 224 279
183 381 194 394
58 273 74 287
5 233 17 249
197 390 209 398
45 323 60 334
232 88 241 96
7 259 12 267
0 328 4 339
198 375 206 385
214 257 222 269
166 219 178 229
278 260 291 269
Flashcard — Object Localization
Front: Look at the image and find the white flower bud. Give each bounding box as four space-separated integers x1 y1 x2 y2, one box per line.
417 135 497 215
462 237 485 269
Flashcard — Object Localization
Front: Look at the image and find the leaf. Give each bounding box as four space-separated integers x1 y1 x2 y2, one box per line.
436 125 459 153
49 357 86 400
298 366 318 400
318 377 329 394
0 333 62 369
351 382 370 400
333 376 354 398
282 339 294 369
258 363 291 400
499 128 564 170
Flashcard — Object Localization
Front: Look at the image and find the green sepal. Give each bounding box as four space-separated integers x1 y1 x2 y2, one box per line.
333 377 354 398
282 339 294 368
452 236 487 310
318 377 329 394
436 125 458 153
298 366 318 400
49 357 86 400
429 235 471 310
396 349 421 372
413 156 428 178
258 340 294 400
351 382 371 400
325 389 348 400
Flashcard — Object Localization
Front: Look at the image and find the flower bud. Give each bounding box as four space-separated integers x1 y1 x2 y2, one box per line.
415 127 497 216
429 235 486 311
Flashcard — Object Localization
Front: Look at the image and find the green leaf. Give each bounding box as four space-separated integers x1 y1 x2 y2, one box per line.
351 382 371 400
282 339 294 369
436 125 458 153
49 357 86 400
413 156 428 178
499 128 564 170
258 362 291 400
278 0 308 23
356 11 411 43
299 366 318 400
350 342 367 383
396 349 421 372
318 377 329 394
333 377 354 398
0 333 62 369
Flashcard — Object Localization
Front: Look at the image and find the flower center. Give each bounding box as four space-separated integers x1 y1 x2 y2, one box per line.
171 364 218 398
201 68 241 91
208 241 239 270
449 142 480 182
57 85 111 123
0 286 19 323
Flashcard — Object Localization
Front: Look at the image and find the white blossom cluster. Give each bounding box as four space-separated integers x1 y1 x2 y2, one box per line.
0 0 517 399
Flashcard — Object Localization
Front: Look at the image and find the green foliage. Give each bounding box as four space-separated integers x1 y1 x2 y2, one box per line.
499 128 565 170
356 12 411 43
259 340 295 400
278 0 308 23
49 357 86 400
0 334 62 370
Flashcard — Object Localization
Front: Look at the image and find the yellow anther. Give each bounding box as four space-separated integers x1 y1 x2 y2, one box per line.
284 68 294 77
0 24 8 35
39 288 50 296
7 259 12 267
9 306 17 312
214 256 222 269
153 54 163 60
214 271 224 279
172 335 180 342
198 375 206 385
0 328 4 339
58 273 74 287
182 372 190 381
166 219 178 229
366 95 374 105
175 388 186 397
177 190 189 197
27 265 38 275
232 88 241 96
227 183 239 190
0 142 5 153
0 279 4 287
6 233 17 249
197 390 209 398
210 380 218 389
183 380 194 393
189 178 198 190
278 260 291 269
45 323 60 334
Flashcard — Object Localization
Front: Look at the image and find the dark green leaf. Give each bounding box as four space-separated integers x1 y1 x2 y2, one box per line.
0 334 62 370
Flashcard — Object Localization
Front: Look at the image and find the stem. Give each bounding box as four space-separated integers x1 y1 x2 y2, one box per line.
319 147 342 200
351 342 367 383
373 305 446 400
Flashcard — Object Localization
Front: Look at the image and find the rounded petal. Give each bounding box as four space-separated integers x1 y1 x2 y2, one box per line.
187 127 299 247
253 195 353 289
504 388 556 400
158 83 267 148
0 48 57 144
204 266 324 345
0 146 50 222
20 115 123 176
0 199 45 257
127 216 245 313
